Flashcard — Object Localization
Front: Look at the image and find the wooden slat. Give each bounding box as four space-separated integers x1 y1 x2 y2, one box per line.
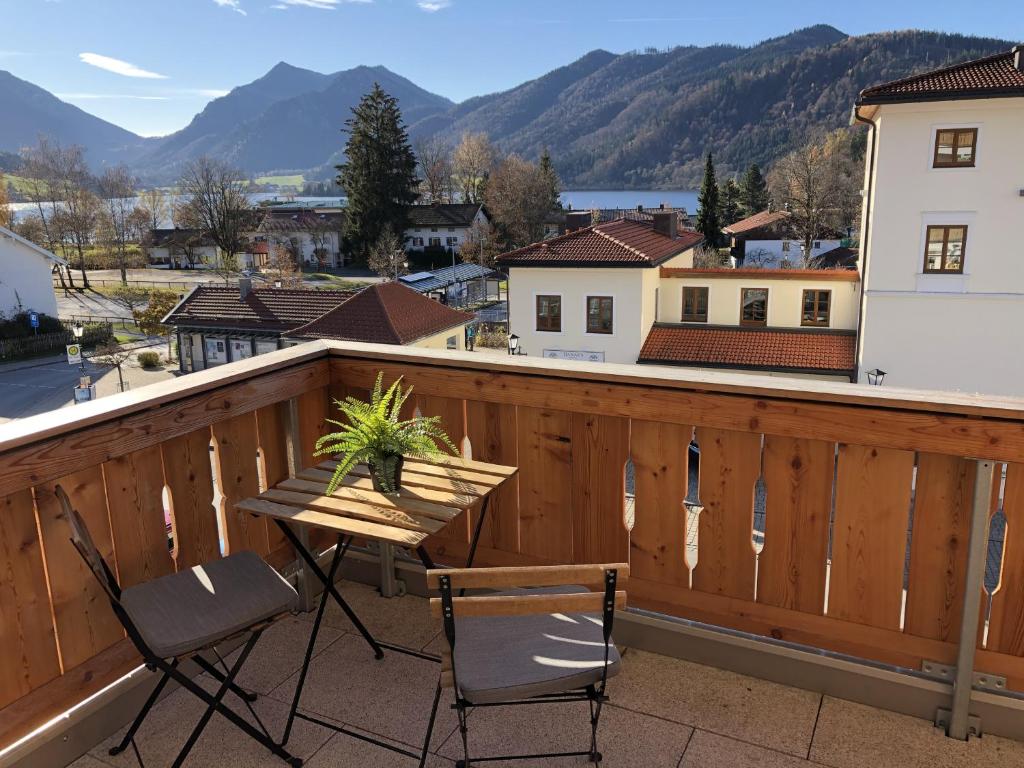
259 488 446 534
236 498 428 547
571 413 630 564
416 394 471 548
161 427 220 570
212 413 269 557
256 402 291 562
430 590 627 618
987 462 1024 655
276 477 461 520
0 489 60 709
904 454 974 642
629 420 690 588
426 563 628 590
517 407 573 562
294 469 477 509
757 436 834 614
414 453 518 478
829 444 914 629
34 468 122 673
297 386 329 470
692 428 761 600
103 445 175 588
464 399 519 553
394 458 507 488
316 460 490 497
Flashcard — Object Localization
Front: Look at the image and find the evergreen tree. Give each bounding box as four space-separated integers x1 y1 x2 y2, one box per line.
336 84 418 263
696 153 721 247
539 147 562 212
739 163 770 216
718 178 742 228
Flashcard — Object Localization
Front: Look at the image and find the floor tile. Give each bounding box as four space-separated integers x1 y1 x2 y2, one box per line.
810 696 1024 768
67 755 113 768
681 730 815 767
611 649 820 757
308 580 440 652
305 730 454 767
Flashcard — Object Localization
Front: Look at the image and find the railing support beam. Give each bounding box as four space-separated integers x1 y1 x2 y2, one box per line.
284 397 318 613
946 459 996 740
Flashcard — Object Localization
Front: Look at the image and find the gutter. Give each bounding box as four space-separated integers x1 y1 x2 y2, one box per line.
851 104 879 384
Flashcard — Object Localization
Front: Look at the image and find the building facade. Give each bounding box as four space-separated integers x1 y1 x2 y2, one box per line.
724 209 844 269
405 203 489 255
0 225 63 318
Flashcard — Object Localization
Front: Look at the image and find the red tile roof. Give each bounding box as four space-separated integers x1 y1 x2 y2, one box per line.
163 286 355 331
496 218 703 268
722 209 790 236
859 48 1024 105
285 282 474 344
638 324 856 375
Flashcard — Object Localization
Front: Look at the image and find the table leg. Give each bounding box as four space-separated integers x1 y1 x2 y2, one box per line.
378 542 399 598
465 496 490 570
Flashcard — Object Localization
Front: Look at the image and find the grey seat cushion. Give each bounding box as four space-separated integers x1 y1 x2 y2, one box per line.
120 550 298 658
452 586 621 705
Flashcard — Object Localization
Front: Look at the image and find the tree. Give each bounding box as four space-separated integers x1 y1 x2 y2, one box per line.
539 147 562 212
336 84 418 263
178 156 250 281
14 213 47 247
739 163 770 216
101 285 150 317
717 178 742 228
53 187 100 278
367 230 407 280
91 342 133 393
453 132 495 204
695 153 721 247
170 198 205 268
97 166 137 284
484 155 553 251
0 173 11 229
460 218 501 270
133 288 180 360
305 216 337 271
266 243 305 287
415 135 454 203
137 188 169 239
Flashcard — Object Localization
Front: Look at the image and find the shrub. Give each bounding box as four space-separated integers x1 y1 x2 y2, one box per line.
137 351 161 369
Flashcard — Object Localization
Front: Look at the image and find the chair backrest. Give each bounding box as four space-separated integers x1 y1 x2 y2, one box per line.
55 485 121 602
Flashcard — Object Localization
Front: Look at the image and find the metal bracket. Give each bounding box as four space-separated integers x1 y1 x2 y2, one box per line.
935 708 982 738
921 661 1008 692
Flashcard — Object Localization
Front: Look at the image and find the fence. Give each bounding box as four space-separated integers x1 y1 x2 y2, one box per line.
61 314 139 331
0 323 113 362
53 278 197 291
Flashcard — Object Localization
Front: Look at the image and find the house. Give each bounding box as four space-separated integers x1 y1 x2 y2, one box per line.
854 44 1024 394
146 229 219 270
397 263 502 307
544 205 692 238
283 281 475 351
255 205 346 268
723 209 844 268
496 213 704 364
405 203 489 255
0 225 64 318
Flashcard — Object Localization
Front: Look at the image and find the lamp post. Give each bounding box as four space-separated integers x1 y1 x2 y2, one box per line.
72 322 86 373
866 368 886 386
507 333 519 356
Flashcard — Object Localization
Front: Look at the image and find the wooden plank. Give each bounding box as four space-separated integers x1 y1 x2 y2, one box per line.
276 477 461 520
0 360 328 498
259 488 447 534
211 413 269 557
464 399 519 553
517 407 573 562
629 420 691 588
413 453 518 478
426 563 628 590
757 436 834 614
297 387 329 470
34 468 122 674
904 454 974 642
0 489 60 709
692 428 761 600
316 460 491 497
417 394 470 548
161 427 220 570
987 463 1024 655
430 591 627 619
391 459 507 488
103 445 175 589
293 469 476 509
829 444 914 629
236 498 428 547
571 413 630 564
256 402 291 562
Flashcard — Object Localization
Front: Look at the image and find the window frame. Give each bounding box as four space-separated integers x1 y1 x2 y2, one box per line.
923 225 968 274
933 127 978 169
585 295 614 335
740 287 769 327
800 289 831 328
535 293 563 333
681 286 709 323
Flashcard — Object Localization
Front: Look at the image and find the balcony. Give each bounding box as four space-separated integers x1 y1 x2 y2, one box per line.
3 341 1024 767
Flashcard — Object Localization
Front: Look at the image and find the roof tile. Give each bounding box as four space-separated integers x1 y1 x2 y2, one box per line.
859 49 1024 104
164 286 355 331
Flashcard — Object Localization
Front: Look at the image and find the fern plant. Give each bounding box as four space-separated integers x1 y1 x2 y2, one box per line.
314 372 459 495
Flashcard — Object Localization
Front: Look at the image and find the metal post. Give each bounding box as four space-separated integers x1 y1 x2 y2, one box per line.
947 459 996 740
283 397 317 612
378 542 399 598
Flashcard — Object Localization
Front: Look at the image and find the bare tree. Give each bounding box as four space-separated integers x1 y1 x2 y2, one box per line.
0 173 11 229
266 243 304 287
484 155 552 250
415 135 454 203
91 342 133 393
453 132 495 203
367 230 407 280
460 218 501 269
53 187 100 279
692 245 730 268
137 188 169 233
305 216 336 271
170 198 204 268
177 157 250 283
97 166 137 284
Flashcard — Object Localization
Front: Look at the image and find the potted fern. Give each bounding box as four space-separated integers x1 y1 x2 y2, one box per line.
315 373 459 496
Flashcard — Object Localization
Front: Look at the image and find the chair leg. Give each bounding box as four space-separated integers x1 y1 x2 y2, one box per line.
588 690 606 765
193 655 258 702
418 681 443 768
455 702 471 768
108 663 177 756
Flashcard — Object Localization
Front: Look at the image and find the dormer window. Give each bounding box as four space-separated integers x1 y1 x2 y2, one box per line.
933 128 977 168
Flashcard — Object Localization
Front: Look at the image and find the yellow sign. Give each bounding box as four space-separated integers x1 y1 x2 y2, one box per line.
66 344 82 365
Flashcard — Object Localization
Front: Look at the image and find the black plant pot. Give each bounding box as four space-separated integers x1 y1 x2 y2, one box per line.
368 455 404 495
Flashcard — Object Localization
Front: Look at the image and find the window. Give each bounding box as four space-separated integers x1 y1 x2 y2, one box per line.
428 237 441 247
782 240 791 252
924 225 967 273
813 241 821 250
446 335 457 350
934 128 977 168
682 287 709 322
801 289 831 327
448 227 456 232
536 295 561 332
446 237 458 246
741 288 768 326
412 237 424 247
431 227 438 232
586 296 614 334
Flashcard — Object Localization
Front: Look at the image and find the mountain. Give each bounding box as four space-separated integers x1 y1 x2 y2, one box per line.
0 70 153 167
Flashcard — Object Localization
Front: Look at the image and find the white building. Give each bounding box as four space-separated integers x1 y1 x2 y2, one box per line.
405 203 488 255
724 209 844 268
254 206 346 268
855 45 1024 395
0 225 63 318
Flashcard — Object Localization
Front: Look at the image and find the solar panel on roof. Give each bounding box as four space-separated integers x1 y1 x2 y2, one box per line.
400 272 434 283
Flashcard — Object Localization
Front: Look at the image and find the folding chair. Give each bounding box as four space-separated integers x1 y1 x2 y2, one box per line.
55 485 303 768
418 563 628 767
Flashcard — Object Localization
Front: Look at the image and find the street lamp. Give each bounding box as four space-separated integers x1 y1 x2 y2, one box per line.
507 333 519 356
866 368 886 386
71 322 86 373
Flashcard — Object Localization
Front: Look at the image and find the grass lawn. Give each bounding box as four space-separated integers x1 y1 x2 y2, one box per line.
254 174 305 187
307 275 370 290
3 174 39 196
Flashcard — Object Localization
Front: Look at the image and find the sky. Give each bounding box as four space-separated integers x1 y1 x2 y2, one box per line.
1 0 1021 138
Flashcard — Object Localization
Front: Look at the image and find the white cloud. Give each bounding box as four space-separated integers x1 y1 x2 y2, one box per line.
273 0 370 9
79 53 168 79
57 92 169 100
418 0 450 10
213 0 247 14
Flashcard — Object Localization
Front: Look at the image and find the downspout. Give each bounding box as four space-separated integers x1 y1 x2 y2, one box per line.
851 104 878 384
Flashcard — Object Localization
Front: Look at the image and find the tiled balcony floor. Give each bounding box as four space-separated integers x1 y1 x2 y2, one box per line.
69 581 1024 768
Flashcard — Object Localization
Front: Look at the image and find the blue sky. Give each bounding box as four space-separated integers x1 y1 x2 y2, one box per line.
1 0 1021 137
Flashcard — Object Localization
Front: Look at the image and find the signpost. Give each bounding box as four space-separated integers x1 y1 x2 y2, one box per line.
66 343 82 366
29 312 39 335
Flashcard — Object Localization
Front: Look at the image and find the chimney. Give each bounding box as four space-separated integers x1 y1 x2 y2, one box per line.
636 204 644 213
239 277 252 299
651 210 677 239
564 211 592 233
1015 44 1024 72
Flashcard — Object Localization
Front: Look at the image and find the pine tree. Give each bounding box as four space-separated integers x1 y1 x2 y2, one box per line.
336 84 418 263
739 163 770 216
539 147 562 212
696 153 721 247
718 178 742 228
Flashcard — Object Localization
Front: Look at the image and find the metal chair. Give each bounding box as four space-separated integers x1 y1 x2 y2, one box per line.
55 485 303 767
418 563 628 767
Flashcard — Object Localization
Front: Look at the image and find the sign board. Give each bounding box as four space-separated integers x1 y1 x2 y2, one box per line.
73 384 96 404
29 312 39 329
66 344 82 365
542 349 605 363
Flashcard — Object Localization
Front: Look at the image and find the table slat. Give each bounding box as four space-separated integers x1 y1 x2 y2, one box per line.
236 498 428 546
296 469 478 509
259 488 447 534
275 478 462 522
316 461 493 497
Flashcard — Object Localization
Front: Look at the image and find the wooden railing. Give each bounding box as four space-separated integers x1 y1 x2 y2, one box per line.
3 340 1024 751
